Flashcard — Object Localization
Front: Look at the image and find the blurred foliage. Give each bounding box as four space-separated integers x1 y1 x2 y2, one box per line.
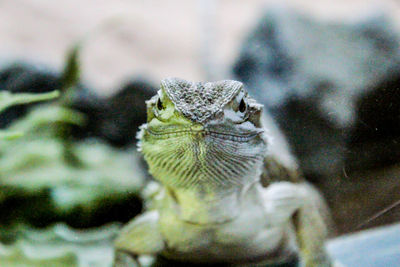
0 91 59 140
60 44 81 93
0 105 145 227
0 44 145 227
0 223 119 267
0 45 147 266
0 91 59 113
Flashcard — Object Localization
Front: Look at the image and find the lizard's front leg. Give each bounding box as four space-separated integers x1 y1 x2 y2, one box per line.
292 183 333 267
262 182 333 267
113 211 164 267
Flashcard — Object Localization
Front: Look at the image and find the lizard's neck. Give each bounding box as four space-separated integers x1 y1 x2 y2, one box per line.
161 181 260 225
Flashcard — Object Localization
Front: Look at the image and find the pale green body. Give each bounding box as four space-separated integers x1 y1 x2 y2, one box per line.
148 184 294 263
114 78 335 267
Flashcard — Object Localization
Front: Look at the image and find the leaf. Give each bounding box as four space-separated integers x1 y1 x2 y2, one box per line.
60 45 81 91
59 44 82 106
0 137 145 226
0 131 23 140
0 223 121 267
0 91 59 113
7 105 86 135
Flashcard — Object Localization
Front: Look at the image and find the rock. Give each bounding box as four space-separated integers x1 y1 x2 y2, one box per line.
347 77 400 171
96 79 157 147
327 223 400 266
233 6 400 181
70 79 157 147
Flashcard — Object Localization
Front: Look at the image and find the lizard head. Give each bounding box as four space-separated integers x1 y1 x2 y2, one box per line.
138 78 267 189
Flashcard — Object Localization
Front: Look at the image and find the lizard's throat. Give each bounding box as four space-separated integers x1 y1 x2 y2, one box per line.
140 133 266 189
163 186 244 224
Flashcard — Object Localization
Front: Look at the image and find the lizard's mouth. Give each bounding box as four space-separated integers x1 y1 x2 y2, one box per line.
146 128 262 142
181 216 236 226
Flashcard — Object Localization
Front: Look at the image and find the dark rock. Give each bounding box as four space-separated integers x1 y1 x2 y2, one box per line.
347 77 400 172
71 79 156 147
233 6 400 181
98 80 157 147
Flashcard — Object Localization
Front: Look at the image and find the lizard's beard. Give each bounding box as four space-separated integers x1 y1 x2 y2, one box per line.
140 131 267 189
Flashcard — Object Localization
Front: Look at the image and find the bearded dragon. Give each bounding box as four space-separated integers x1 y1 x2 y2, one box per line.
113 78 334 267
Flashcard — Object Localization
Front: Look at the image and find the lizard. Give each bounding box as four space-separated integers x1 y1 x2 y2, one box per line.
113 78 335 267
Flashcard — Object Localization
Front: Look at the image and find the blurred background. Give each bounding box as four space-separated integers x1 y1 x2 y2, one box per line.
0 0 400 266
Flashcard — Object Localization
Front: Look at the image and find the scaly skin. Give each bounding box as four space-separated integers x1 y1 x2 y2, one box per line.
113 78 334 267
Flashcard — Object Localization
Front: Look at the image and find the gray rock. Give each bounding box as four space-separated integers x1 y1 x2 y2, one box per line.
327 223 400 267
233 6 400 181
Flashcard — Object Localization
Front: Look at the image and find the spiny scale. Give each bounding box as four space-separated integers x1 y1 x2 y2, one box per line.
161 77 243 123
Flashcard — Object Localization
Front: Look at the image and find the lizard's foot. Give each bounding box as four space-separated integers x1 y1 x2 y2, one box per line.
262 181 305 224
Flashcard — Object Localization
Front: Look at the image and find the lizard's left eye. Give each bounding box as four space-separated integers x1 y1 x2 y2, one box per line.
239 98 247 113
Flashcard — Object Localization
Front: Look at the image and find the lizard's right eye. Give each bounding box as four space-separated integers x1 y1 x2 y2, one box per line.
157 98 164 110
